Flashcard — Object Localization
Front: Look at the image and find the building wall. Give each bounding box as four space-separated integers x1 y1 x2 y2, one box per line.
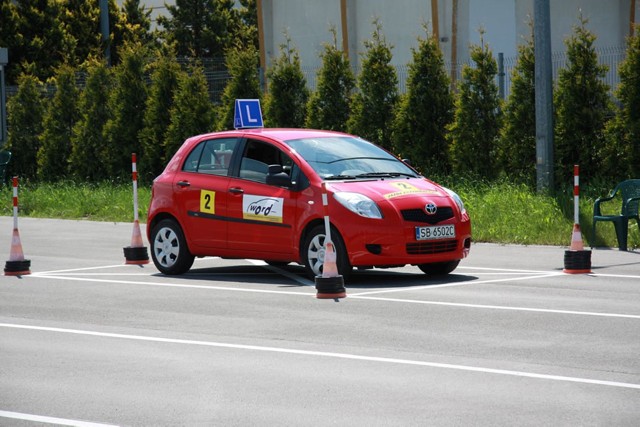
261 0 635 71
130 0 636 72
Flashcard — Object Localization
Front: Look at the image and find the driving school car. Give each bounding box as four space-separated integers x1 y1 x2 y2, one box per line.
147 126 471 279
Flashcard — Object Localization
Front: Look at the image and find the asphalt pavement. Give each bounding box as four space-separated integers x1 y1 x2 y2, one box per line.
1 217 639 426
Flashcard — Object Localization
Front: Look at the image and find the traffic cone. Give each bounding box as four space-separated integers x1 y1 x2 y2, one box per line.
569 224 584 251
4 228 31 276
123 219 150 265
564 224 591 274
315 241 346 299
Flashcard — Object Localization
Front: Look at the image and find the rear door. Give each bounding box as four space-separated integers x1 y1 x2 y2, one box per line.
173 137 239 248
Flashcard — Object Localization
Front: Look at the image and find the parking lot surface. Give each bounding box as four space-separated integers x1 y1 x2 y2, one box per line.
1 217 639 426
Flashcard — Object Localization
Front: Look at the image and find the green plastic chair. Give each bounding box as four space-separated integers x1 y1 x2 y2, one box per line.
0 150 10 185
592 179 640 251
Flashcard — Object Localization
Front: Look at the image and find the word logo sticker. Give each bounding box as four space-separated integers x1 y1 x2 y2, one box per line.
243 195 283 223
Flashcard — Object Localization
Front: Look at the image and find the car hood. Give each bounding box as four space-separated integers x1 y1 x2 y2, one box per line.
325 178 450 203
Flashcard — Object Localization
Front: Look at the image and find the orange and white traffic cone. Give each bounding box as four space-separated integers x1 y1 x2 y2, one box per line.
124 219 149 265
4 228 31 276
569 223 584 251
315 241 346 299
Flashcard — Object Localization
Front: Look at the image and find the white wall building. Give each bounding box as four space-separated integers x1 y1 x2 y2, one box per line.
259 0 635 69
134 1 635 92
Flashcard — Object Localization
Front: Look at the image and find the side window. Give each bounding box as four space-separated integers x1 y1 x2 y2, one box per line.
239 139 293 184
183 138 238 176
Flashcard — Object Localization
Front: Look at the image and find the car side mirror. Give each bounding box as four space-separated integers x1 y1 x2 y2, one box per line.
402 158 412 166
266 164 292 187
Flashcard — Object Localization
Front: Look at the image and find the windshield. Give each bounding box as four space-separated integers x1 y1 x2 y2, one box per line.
284 136 419 180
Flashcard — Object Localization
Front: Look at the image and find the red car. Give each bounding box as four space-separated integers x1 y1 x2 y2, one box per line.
146 128 471 279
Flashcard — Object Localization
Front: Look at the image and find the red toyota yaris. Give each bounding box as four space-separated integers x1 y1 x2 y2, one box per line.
147 128 471 279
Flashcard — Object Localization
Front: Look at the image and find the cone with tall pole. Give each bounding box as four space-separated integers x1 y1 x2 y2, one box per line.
5 177 31 276
123 153 149 265
315 182 346 300
564 165 591 274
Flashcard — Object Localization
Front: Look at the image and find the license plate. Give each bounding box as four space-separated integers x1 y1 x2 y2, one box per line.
415 225 456 240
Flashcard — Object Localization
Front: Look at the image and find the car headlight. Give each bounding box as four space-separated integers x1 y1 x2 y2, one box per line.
442 187 466 214
333 192 383 219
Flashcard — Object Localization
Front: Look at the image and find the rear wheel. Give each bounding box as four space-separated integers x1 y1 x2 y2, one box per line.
301 225 351 279
150 219 195 275
418 260 460 276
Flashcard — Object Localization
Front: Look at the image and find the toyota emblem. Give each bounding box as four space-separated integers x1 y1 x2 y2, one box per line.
424 203 437 215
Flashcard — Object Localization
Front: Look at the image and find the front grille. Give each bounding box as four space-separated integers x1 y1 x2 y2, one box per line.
401 207 454 224
406 240 458 255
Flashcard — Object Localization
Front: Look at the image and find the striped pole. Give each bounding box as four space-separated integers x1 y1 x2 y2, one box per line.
132 153 140 224
12 176 18 230
123 153 150 265
4 176 31 276
573 165 580 226
321 182 333 245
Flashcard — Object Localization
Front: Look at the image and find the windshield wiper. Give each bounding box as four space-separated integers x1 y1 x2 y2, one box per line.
323 174 357 180
355 172 417 178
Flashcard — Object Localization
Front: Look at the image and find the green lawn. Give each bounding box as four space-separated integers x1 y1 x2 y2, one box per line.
1 180 637 249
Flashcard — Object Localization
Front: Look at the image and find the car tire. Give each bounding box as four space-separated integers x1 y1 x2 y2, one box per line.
301 225 351 279
150 219 195 275
418 260 460 276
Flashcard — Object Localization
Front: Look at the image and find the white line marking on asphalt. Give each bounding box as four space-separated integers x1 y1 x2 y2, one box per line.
2 323 639 390
0 410 119 427
32 265 125 275
29 273 640 319
350 296 640 319
32 275 314 297
351 273 564 296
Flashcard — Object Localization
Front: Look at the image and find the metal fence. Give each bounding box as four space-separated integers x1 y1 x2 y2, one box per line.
300 45 626 100
4 45 628 102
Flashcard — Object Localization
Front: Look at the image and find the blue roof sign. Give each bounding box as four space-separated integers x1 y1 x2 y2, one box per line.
234 99 263 129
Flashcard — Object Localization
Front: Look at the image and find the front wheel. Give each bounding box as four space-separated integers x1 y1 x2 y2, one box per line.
150 219 195 275
418 260 460 276
301 225 351 280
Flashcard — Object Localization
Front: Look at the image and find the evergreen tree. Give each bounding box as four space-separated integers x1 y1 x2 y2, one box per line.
448 33 502 179
2 0 68 84
6 72 45 180
554 17 612 186
120 0 155 47
393 26 453 175
498 28 536 186
164 64 216 159
69 60 112 181
306 27 355 131
347 18 398 150
235 0 259 51
37 65 80 181
103 43 148 178
139 49 183 181
602 25 640 180
217 45 262 130
264 34 309 128
59 0 102 67
0 0 21 83
158 0 235 58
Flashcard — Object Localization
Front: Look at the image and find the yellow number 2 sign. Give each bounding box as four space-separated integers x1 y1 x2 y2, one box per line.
200 190 215 214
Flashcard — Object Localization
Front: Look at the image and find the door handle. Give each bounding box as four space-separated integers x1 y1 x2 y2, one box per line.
229 187 244 194
176 181 190 187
